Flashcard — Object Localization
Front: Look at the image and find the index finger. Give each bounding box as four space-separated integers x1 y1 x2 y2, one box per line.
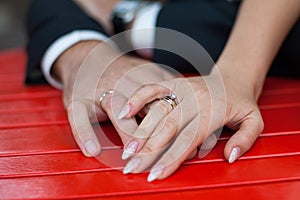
147 114 204 182
100 91 139 145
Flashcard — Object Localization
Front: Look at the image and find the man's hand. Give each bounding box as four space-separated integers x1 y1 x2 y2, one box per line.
53 40 175 157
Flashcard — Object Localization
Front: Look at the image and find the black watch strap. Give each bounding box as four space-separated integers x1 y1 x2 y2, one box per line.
112 14 127 34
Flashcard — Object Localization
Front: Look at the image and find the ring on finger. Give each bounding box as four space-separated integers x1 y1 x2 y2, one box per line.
160 93 178 109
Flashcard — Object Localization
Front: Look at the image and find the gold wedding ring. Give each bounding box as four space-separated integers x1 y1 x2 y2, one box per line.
160 93 178 109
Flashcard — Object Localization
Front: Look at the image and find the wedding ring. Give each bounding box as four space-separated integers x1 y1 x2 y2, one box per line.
161 93 178 109
99 90 115 104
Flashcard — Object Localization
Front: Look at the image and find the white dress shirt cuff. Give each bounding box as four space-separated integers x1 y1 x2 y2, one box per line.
41 30 108 89
131 2 162 59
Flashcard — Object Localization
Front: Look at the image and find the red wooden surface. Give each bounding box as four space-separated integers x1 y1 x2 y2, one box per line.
0 49 300 199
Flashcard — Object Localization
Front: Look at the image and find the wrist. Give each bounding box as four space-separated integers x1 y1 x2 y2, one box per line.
213 60 267 101
52 40 102 85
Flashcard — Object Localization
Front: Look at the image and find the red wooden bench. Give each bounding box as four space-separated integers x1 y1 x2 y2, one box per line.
0 49 299 199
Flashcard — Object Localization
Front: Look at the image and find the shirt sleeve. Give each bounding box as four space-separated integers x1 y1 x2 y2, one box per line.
130 2 162 59
41 30 108 89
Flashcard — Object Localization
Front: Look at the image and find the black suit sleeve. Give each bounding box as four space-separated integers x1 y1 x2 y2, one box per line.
153 0 240 74
25 0 107 84
154 0 300 77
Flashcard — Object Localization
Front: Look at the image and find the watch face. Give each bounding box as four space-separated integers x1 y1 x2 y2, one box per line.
112 0 148 33
114 1 140 23
115 1 140 15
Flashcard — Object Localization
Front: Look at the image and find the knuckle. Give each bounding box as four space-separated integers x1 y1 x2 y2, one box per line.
135 127 150 140
135 85 150 96
194 89 209 102
256 114 265 133
157 85 171 96
131 92 146 105
144 84 155 94
163 151 182 165
162 117 178 135
259 120 265 133
180 130 200 144
120 126 136 136
250 109 265 135
156 101 171 115
142 144 156 154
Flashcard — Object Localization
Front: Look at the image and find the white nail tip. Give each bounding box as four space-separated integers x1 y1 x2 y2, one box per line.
122 151 132 160
229 147 240 163
122 141 138 160
118 105 130 119
123 158 141 174
147 165 164 182
147 173 158 183
84 140 98 155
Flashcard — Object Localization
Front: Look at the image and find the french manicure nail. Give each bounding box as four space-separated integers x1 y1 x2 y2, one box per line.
118 104 131 119
123 157 141 174
147 164 164 182
122 140 138 160
229 146 240 163
84 140 99 156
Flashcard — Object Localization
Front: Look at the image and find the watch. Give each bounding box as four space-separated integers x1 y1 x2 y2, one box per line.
111 0 149 34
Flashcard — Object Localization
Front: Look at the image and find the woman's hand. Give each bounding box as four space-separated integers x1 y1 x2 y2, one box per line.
53 40 174 157
118 69 264 182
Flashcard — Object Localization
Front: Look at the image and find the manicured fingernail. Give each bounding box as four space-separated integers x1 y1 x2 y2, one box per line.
122 140 138 160
123 157 141 174
147 164 164 182
118 104 131 119
229 147 240 163
84 140 99 156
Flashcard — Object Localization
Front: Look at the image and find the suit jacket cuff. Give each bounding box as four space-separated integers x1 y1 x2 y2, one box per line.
41 30 108 89
26 0 108 84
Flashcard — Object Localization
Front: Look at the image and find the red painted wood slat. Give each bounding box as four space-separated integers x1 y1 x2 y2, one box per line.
0 155 299 199
0 49 300 199
1 133 299 179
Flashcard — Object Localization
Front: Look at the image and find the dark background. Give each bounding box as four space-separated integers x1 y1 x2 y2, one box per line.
0 0 31 50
